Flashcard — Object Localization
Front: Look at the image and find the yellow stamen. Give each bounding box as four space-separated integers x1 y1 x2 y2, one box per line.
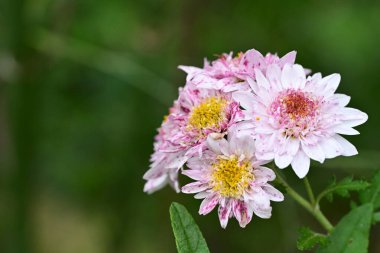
211 155 253 198
187 97 227 131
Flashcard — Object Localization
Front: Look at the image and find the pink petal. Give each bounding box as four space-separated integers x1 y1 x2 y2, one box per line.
279 51 297 66
218 200 232 229
182 169 204 180
182 182 209 194
233 201 253 228
199 194 219 215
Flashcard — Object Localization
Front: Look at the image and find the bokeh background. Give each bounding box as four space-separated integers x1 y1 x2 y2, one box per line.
1 0 380 252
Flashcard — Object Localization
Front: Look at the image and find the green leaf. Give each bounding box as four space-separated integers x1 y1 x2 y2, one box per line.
317 177 370 204
359 170 380 210
297 227 328 251
169 202 210 253
317 203 373 253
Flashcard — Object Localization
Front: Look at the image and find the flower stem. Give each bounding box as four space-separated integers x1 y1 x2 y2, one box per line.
303 177 316 205
274 170 333 233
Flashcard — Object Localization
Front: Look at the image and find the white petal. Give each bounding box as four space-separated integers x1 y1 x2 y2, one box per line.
232 91 255 110
262 185 284 202
254 69 270 89
338 108 368 127
252 204 272 219
247 77 260 94
274 153 293 169
302 143 325 163
251 191 272 219
286 138 300 156
143 174 168 194
333 135 358 156
319 137 342 159
334 125 360 135
291 150 310 178
230 134 256 159
321 74 341 97
331 94 351 107
207 135 229 155
266 64 282 91
194 191 210 199
253 167 276 182
281 64 306 89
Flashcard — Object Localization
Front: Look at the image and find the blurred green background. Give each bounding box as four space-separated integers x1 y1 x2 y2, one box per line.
0 0 379 252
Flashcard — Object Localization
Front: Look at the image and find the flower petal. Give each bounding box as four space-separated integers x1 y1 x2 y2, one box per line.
333 135 358 156
302 143 325 163
143 174 168 194
262 185 284 202
291 150 310 178
182 182 209 194
233 201 253 228
218 200 232 229
207 135 229 155
199 194 219 215
182 169 205 180
274 153 293 169
232 91 255 111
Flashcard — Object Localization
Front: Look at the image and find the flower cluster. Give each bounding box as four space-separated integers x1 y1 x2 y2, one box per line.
143 49 368 228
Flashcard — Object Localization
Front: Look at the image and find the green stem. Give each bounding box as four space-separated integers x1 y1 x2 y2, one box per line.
275 171 334 233
303 177 316 205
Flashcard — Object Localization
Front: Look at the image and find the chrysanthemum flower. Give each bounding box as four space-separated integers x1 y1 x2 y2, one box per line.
179 49 297 93
233 64 368 178
143 106 187 193
182 132 284 228
144 86 243 193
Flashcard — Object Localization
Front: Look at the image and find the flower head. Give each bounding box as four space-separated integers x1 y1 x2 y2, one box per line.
182 132 284 228
233 64 368 178
144 86 243 193
179 49 297 93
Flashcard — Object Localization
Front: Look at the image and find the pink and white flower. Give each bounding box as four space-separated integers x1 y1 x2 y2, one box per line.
143 106 187 193
233 64 368 178
144 86 243 193
181 133 284 228
179 49 297 93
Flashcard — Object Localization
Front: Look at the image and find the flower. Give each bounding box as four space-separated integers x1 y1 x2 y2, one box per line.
144 86 243 193
143 106 187 193
179 49 297 93
233 64 368 178
181 132 284 228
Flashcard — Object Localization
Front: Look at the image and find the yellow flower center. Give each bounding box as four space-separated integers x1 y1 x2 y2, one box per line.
187 97 227 131
211 155 253 199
